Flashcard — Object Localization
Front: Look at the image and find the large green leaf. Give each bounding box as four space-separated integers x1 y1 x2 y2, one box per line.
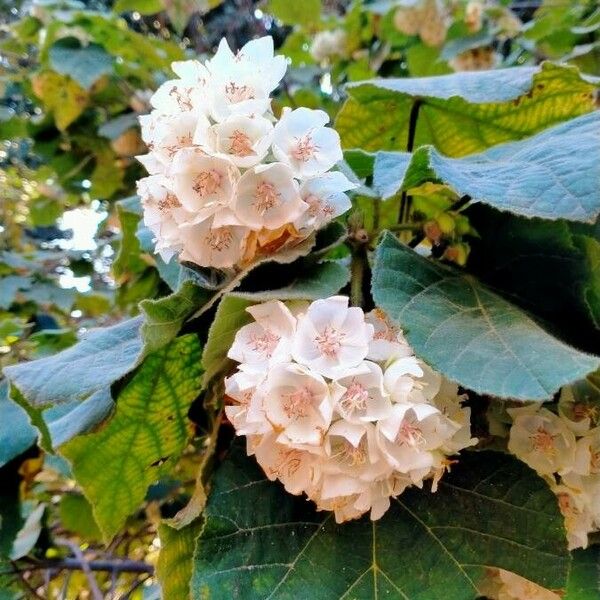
48 38 114 90
4 316 143 408
157 521 202 600
139 281 212 354
191 443 569 599
373 112 600 222
372 233 600 400
565 546 600 599
61 335 202 541
336 62 598 156
466 205 600 351
201 295 253 389
0 381 35 468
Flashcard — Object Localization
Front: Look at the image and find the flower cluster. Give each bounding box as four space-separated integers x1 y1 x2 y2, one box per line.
224 296 476 522
393 0 448 47
508 390 600 549
136 37 354 269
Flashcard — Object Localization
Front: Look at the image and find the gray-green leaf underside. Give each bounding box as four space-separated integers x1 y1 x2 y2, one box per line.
373 112 600 223
372 233 599 400
191 442 569 599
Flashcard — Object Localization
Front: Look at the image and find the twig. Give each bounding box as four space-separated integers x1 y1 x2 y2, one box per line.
8 560 46 600
350 243 368 308
398 98 423 224
18 557 154 575
117 573 151 600
55 539 103 600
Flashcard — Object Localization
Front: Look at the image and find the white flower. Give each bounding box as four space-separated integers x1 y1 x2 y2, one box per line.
225 300 476 523
272 107 343 179
208 36 287 96
377 403 456 476
233 163 307 231
228 300 296 367
263 363 332 446
224 366 269 436
292 296 374 378
552 479 595 550
558 384 598 435
170 148 240 216
365 309 413 363
309 29 348 63
572 427 600 476
295 172 356 231
209 115 273 168
383 357 441 404
139 111 202 170
432 380 477 453
253 433 320 496
331 361 392 423
206 37 284 123
179 215 246 268
507 407 577 476
137 175 188 262
150 60 210 115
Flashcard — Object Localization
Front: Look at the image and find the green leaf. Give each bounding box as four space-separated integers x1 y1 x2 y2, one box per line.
59 493 102 541
336 62 598 156
574 234 600 329
466 206 600 350
233 261 350 302
266 0 321 26
565 546 600 599
140 282 212 354
373 112 600 222
61 335 202 541
191 443 570 599
113 0 163 14
31 71 89 131
0 459 24 559
4 316 143 408
201 295 253 389
0 381 36 468
157 521 202 600
114 199 146 278
48 38 114 90
372 232 600 400
10 503 45 560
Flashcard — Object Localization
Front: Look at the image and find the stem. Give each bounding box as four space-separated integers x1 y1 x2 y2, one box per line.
55 539 103 600
350 244 368 308
398 98 423 225
15 558 154 574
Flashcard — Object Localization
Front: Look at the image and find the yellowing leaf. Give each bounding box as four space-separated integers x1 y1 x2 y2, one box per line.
31 71 88 130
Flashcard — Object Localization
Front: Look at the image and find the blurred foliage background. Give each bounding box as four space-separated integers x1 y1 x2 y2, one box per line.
0 0 598 597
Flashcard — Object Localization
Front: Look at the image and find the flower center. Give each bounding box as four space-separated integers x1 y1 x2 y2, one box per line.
225 82 254 103
291 134 318 162
270 448 303 479
168 86 193 111
530 426 556 456
206 227 233 252
572 402 598 422
254 181 281 214
282 386 314 419
229 129 254 157
372 309 400 342
249 329 280 357
334 438 367 467
193 170 222 197
339 381 369 415
157 193 181 212
314 325 344 358
305 194 334 218
396 420 425 447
